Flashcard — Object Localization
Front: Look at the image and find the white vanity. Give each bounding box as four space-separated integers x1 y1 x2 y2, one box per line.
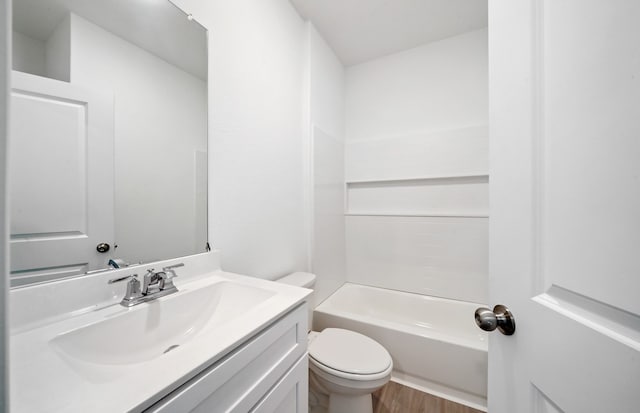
10 252 311 412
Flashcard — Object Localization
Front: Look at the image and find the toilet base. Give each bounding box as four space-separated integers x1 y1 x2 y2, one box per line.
329 393 373 413
309 365 387 413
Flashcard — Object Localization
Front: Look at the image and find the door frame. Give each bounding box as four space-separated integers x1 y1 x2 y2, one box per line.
0 0 11 410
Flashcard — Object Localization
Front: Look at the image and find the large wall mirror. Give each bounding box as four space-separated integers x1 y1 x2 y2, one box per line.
10 0 208 287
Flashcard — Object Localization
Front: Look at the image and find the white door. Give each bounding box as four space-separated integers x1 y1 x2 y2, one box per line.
488 0 640 411
9 71 114 286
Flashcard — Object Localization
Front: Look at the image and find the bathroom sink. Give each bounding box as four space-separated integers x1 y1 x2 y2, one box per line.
51 281 275 365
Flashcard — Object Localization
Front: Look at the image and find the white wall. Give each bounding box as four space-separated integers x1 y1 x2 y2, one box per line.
45 15 70 82
12 31 45 77
172 0 309 279
346 28 488 142
308 24 346 306
345 29 489 303
69 14 207 265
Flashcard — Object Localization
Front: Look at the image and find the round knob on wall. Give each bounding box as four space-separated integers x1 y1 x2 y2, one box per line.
474 304 516 336
96 243 111 253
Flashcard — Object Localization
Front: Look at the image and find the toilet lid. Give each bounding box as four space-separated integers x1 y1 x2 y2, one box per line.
309 328 392 375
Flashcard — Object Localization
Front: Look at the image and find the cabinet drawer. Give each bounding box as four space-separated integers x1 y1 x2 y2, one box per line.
147 303 307 413
250 355 308 413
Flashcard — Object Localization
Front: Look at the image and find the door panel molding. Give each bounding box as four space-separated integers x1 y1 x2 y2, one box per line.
533 285 640 350
11 231 87 240
532 385 564 413
531 0 546 296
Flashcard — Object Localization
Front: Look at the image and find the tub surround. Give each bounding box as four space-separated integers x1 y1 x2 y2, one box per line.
308 23 348 307
337 33 489 409
10 251 311 412
344 29 489 305
314 283 488 411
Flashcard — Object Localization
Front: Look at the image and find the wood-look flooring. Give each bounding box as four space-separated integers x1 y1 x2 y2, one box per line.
372 381 484 413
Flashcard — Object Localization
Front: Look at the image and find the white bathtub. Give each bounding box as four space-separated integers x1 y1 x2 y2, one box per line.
313 283 488 411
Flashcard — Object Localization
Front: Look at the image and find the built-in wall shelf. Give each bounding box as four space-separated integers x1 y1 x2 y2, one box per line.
345 173 489 186
345 212 489 218
345 174 489 218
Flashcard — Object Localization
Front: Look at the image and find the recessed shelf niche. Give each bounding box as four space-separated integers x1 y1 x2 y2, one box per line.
345 174 489 218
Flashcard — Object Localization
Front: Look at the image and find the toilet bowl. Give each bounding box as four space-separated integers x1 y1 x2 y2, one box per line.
277 273 393 413
308 328 392 413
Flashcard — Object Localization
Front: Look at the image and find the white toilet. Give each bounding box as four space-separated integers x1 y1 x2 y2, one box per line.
277 272 393 413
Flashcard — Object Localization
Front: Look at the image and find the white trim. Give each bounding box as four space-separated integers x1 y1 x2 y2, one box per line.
0 0 10 409
390 373 487 412
345 213 489 218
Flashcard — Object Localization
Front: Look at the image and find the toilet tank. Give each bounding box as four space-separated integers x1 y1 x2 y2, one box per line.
276 272 316 330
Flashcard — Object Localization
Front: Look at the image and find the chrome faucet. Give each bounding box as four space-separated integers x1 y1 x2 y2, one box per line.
108 263 184 307
142 263 183 295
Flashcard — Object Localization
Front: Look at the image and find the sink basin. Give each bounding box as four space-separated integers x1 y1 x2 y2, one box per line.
51 281 275 365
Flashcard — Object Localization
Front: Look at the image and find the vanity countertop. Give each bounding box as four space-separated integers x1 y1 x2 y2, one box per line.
10 266 310 413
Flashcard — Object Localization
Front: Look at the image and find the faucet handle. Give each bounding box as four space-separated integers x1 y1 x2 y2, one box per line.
108 274 138 284
108 274 142 305
159 263 183 290
161 263 183 280
163 263 184 271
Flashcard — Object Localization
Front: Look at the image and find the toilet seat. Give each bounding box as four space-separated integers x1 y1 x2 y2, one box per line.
309 328 392 381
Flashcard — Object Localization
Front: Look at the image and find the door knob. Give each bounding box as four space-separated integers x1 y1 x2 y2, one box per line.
474 305 516 335
96 243 110 253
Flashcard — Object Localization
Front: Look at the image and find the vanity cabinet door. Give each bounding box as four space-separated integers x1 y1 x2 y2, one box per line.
146 304 307 413
250 355 308 413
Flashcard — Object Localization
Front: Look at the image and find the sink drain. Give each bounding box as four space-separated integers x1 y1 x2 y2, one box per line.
163 344 180 354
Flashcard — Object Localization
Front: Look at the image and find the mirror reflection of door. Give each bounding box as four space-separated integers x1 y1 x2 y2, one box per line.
10 0 208 286
10 72 114 286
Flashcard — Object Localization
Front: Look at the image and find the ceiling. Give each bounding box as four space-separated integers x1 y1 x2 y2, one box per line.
289 0 488 66
13 0 207 80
